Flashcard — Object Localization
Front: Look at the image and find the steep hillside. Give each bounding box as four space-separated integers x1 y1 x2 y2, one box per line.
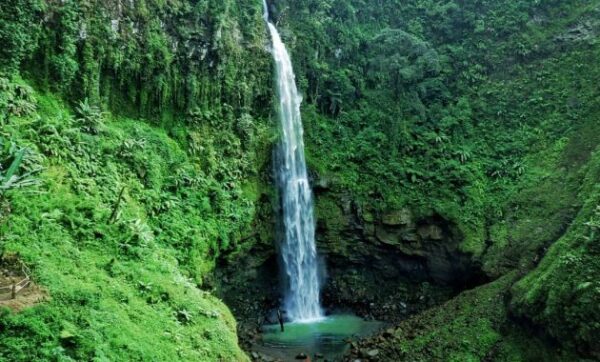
0 78 274 360
1 0 275 360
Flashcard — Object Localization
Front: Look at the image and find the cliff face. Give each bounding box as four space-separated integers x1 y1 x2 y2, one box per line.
2 0 273 118
268 0 600 358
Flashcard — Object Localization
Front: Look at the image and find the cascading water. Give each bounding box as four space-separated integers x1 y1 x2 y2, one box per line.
263 0 323 322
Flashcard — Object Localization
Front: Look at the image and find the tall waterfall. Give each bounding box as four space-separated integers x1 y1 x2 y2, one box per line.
263 0 323 322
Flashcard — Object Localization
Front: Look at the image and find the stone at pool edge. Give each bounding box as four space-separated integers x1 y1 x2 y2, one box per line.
367 349 379 357
296 352 332 360
261 353 275 362
250 351 275 362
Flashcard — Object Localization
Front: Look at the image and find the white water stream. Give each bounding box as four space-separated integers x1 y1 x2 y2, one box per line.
263 0 323 322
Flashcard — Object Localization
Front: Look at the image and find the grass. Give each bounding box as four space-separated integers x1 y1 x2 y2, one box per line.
0 84 256 361
375 273 581 361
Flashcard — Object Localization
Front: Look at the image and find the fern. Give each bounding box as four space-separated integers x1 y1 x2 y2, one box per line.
75 98 105 134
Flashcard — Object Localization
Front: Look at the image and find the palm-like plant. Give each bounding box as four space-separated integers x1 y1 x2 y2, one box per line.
1 79 37 124
454 148 472 164
0 144 40 194
75 98 105 134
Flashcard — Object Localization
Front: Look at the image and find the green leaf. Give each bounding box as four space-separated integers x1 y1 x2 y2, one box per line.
4 148 24 181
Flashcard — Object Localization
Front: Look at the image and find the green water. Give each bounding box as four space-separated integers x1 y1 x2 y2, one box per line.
257 314 384 361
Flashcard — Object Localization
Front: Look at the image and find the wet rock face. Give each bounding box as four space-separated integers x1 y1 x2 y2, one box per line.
315 194 488 319
381 209 412 226
214 249 281 351
374 214 483 285
554 6 600 44
215 184 487 333
215 251 280 319
316 196 486 286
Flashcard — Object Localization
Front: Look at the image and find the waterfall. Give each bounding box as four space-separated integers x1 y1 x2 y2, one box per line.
263 0 323 322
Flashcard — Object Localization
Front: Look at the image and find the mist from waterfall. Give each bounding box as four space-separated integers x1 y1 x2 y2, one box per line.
262 0 323 322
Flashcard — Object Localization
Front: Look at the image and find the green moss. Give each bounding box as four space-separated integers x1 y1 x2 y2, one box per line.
383 274 515 361
315 196 350 254
1 0 600 360
374 273 579 361
510 150 600 357
0 81 260 361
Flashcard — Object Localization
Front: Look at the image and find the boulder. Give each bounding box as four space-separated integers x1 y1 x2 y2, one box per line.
375 227 401 245
367 349 380 357
417 224 444 240
381 208 412 226
261 354 275 362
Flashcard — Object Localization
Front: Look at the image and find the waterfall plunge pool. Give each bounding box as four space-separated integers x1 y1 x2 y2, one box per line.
257 3 384 360
254 314 384 361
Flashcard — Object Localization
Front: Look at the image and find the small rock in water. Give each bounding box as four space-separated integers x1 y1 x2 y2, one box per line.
251 351 259 359
315 352 324 359
261 354 275 362
367 349 379 357
296 352 308 360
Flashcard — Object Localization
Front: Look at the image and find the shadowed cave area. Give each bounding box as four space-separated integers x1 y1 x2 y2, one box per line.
216 205 490 359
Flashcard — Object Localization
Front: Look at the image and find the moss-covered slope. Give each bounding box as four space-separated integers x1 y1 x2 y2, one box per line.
0 74 273 359
1 0 278 358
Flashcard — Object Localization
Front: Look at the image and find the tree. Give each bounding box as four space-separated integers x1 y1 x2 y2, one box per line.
368 29 443 99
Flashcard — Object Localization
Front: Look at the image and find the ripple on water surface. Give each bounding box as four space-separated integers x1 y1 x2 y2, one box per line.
258 314 384 361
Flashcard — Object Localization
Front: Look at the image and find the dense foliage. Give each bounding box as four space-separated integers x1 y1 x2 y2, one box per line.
0 0 599 360
0 74 274 360
0 0 275 360
276 0 598 223
1 0 272 120
274 0 600 358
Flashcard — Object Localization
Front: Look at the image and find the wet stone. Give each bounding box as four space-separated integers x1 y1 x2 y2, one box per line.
367 349 379 357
